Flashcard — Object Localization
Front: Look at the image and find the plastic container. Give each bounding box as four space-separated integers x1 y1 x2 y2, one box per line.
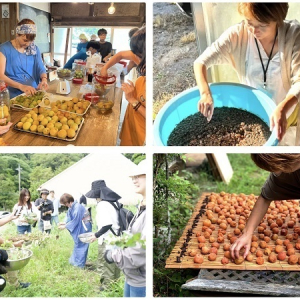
0 81 11 126
154 83 278 146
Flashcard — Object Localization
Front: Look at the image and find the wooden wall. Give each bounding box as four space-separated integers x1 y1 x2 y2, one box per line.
0 3 17 44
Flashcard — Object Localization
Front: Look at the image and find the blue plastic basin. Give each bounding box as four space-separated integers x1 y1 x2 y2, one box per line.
153 82 278 146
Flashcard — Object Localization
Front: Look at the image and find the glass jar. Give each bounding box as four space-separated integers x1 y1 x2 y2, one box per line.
0 82 10 126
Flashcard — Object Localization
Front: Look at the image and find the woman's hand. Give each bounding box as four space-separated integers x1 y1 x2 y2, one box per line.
37 78 48 91
100 68 108 77
58 224 66 230
121 80 136 104
230 232 252 260
13 240 24 248
270 103 288 141
90 233 97 243
198 93 214 122
20 84 36 96
0 122 12 135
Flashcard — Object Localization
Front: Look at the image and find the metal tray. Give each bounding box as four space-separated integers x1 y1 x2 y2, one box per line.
10 92 45 111
41 94 91 116
13 117 84 142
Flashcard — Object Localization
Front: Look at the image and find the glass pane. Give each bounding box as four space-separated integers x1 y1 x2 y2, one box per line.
53 28 71 54
113 28 131 53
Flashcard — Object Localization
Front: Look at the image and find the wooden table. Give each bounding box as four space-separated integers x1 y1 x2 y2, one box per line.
4 79 123 146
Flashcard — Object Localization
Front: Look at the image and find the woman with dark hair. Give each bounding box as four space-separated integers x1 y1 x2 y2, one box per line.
195 3 300 143
231 154 300 260
58 193 92 268
0 18 48 98
100 27 146 146
13 188 37 234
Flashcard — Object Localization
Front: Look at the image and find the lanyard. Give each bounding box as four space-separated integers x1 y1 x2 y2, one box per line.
254 30 278 89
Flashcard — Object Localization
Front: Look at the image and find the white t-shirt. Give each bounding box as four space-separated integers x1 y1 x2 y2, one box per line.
96 200 119 245
245 34 287 106
13 203 33 226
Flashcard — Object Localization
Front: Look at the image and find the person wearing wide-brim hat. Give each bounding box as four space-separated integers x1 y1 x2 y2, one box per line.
104 159 147 297
34 188 54 234
86 180 121 291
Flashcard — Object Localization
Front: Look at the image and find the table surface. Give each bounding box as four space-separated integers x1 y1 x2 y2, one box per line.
4 79 122 146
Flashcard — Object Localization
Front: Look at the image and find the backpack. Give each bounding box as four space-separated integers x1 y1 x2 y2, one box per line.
107 201 134 236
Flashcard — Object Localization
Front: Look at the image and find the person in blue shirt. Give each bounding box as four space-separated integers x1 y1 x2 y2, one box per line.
0 19 48 99
77 33 88 53
64 41 101 69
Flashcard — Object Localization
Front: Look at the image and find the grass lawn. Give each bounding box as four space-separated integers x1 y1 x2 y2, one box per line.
194 153 270 195
0 204 138 297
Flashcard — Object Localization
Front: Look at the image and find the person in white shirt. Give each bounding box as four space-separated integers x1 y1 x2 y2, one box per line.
49 190 60 226
194 3 300 143
13 188 37 234
86 180 121 291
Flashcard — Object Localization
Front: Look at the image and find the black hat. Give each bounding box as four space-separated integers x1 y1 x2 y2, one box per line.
85 180 121 202
40 188 49 196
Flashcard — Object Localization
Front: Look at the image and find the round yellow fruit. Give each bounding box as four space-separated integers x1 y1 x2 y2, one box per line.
72 97 79 104
62 124 69 131
30 124 37 132
48 110 55 117
37 125 45 133
67 128 76 138
77 102 83 108
38 107 45 114
57 129 67 139
41 118 49 126
21 117 28 123
47 123 55 129
17 122 23 129
27 117 34 124
55 122 63 130
44 99 50 106
52 115 59 122
67 119 74 127
61 104 68 111
71 123 78 131
22 122 31 130
74 117 81 125
33 120 39 126
50 127 58 137
43 127 50 135
37 114 44 122
60 117 68 125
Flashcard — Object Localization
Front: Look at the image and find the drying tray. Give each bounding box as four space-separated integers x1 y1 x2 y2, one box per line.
10 92 45 111
166 193 300 271
13 117 84 142
41 94 91 116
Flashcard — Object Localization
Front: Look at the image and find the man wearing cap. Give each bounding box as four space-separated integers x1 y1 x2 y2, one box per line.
77 33 88 53
86 180 120 291
104 160 146 297
90 34 98 41
34 189 54 234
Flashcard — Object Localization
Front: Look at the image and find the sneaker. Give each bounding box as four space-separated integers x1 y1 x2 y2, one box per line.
19 282 31 289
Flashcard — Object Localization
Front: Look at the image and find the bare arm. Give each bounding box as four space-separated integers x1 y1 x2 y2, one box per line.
193 62 214 121
230 195 272 259
0 213 18 227
101 51 140 76
0 52 36 95
270 94 298 141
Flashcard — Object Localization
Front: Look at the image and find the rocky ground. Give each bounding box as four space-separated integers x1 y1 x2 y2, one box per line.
153 3 197 118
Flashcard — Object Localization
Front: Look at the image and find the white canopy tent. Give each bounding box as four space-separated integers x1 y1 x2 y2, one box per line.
38 153 141 206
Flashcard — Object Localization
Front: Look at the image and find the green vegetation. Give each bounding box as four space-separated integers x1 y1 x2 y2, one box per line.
153 153 269 297
1 207 129 297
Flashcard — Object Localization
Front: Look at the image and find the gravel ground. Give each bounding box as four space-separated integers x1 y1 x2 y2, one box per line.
153 3 197 118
